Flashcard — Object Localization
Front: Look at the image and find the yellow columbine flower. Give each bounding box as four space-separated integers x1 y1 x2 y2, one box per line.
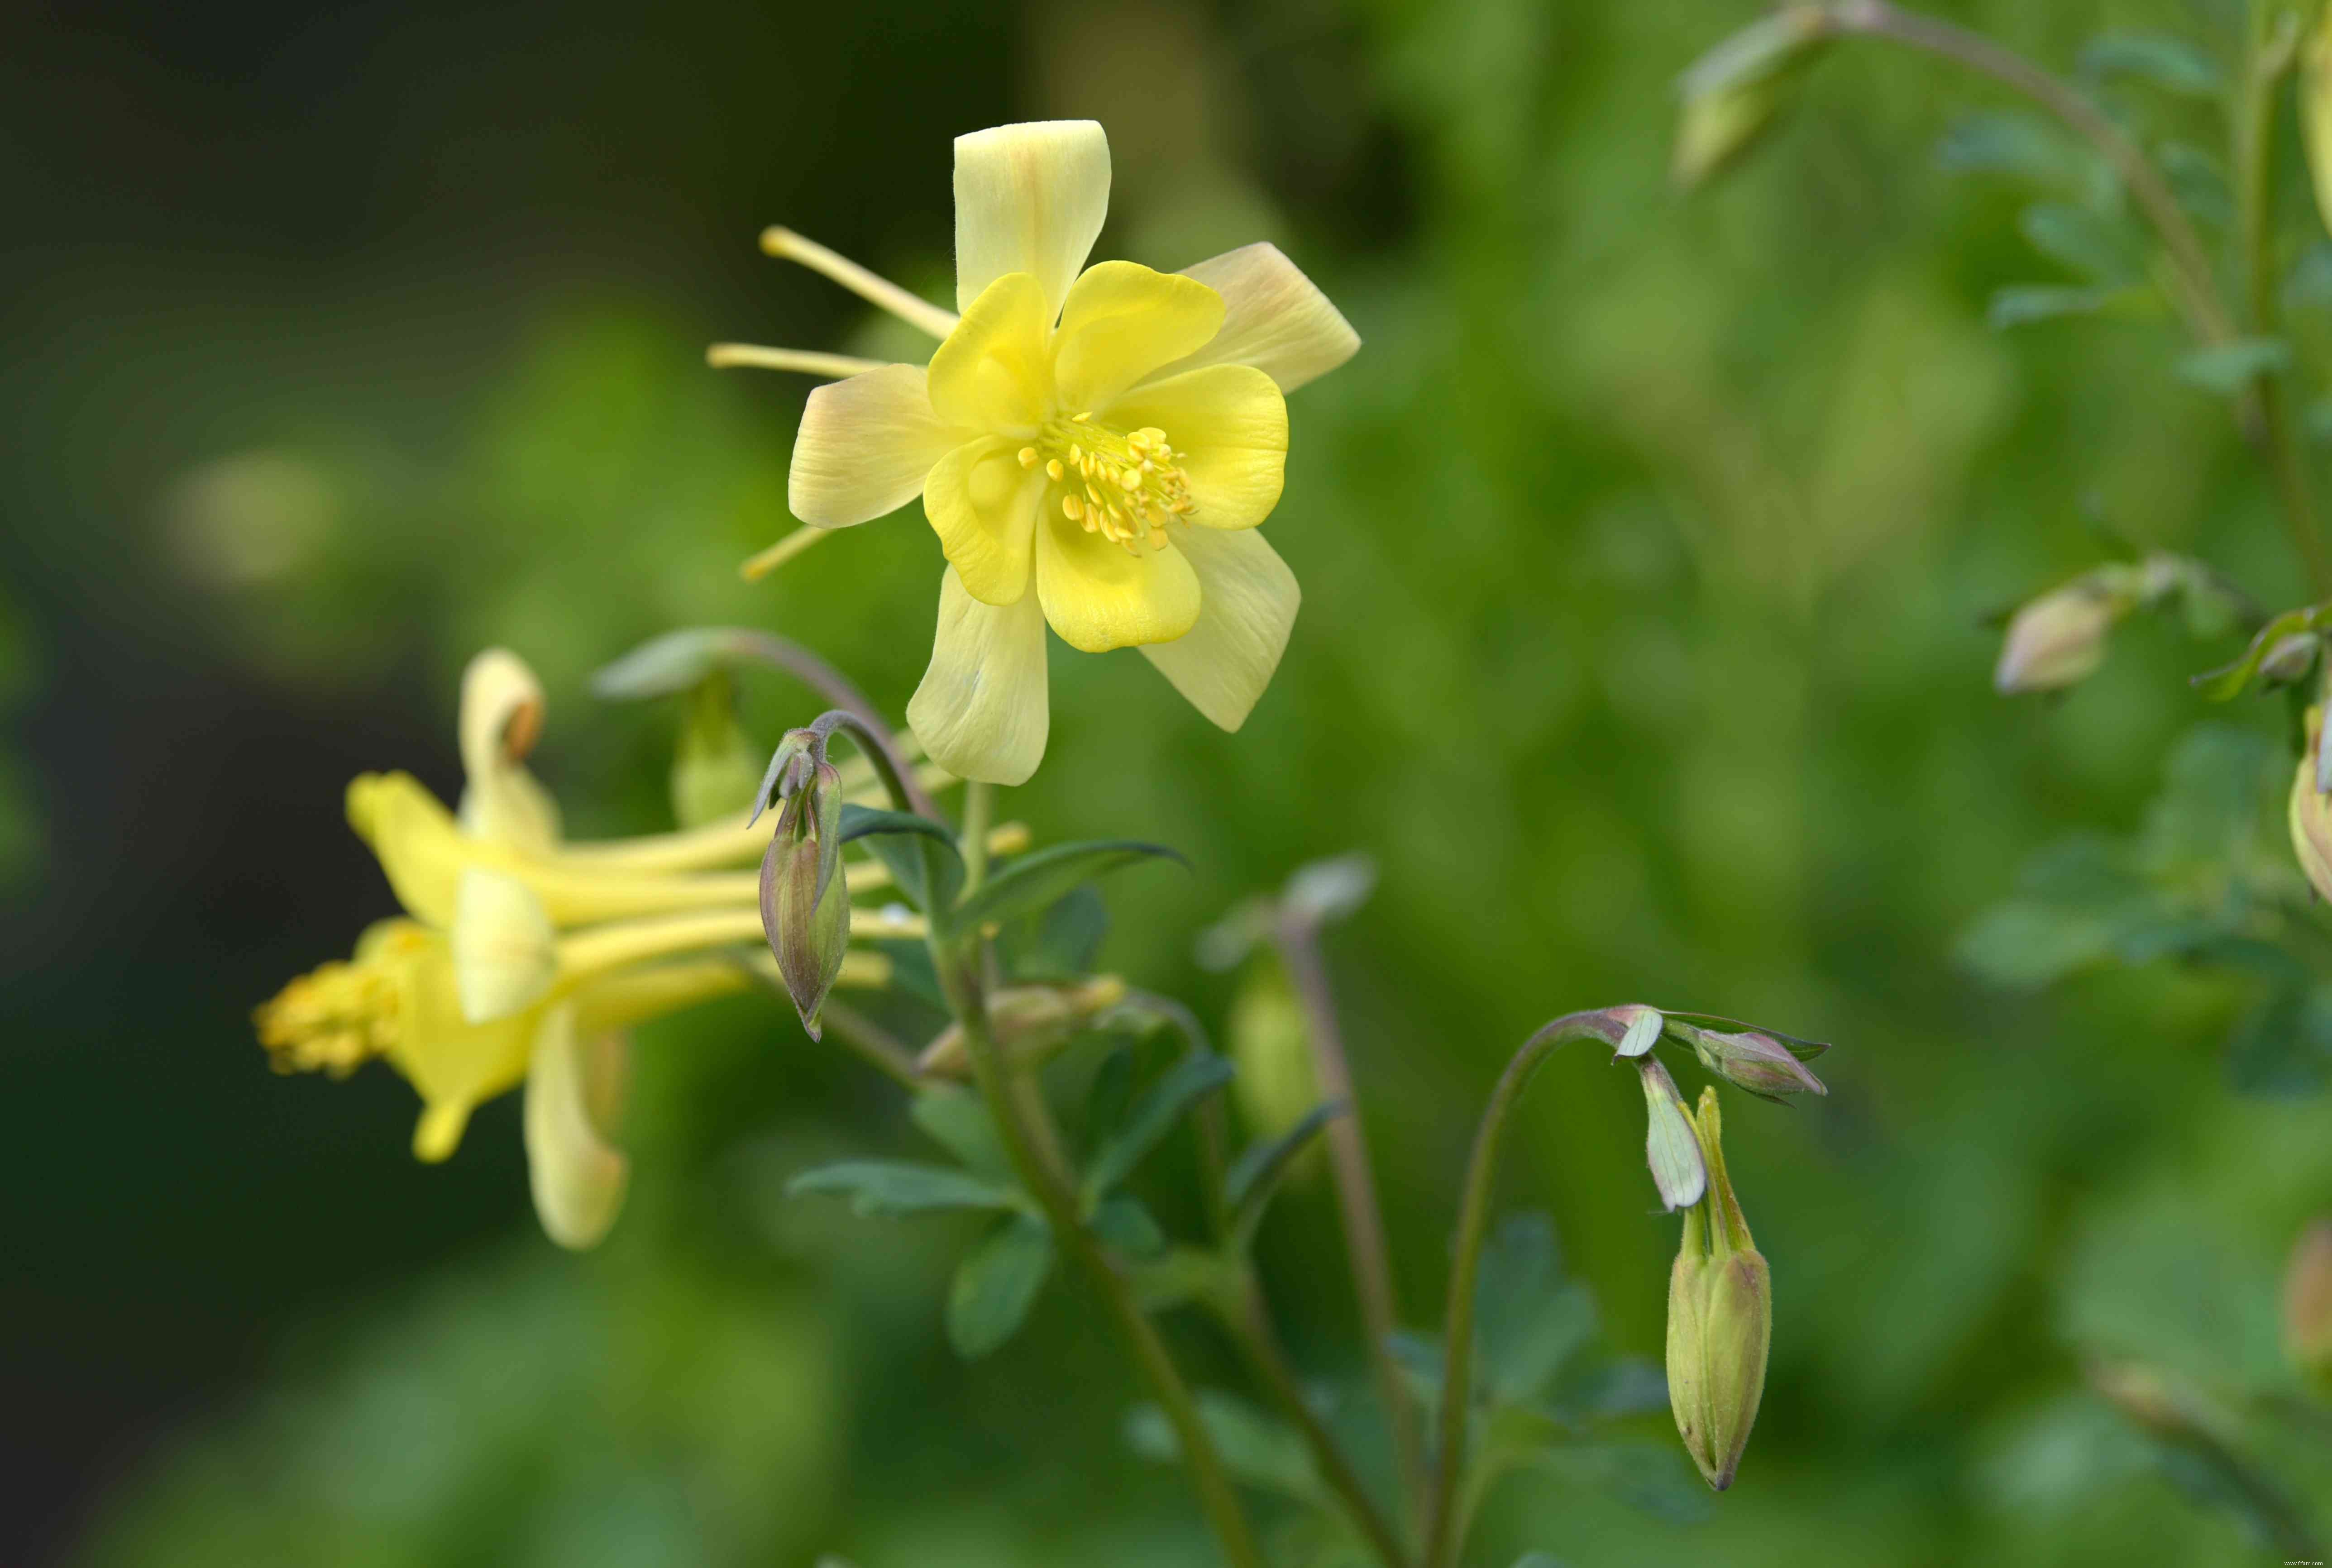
720 120 1359 783
254 648 907 1248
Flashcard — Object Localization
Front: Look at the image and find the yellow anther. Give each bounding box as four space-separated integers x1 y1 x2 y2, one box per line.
1063 494 1085 521
1072 411 1093 423
1045 458 1065 481
1017 446 1038 468
1118 467 1141 490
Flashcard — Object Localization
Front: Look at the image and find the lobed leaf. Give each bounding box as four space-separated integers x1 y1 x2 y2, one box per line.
1226 1100 1343 1219
1082 1051 1236 1201
946 1213 1054 1358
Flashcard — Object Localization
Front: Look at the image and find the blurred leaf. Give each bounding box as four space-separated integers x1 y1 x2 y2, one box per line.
1986 284 2141 330
2177 338 2290 394
839 805 963 915
2077 30 2221 96
2224 984 2332 1095
1090 1193 1168 1258
955 839 1185 933
1124 1392 1322 1502
1517 1440 1712 1524
788 1160 1021 1218
2137 725 2280 878
2018 203 2143 283
2160 141 2233 229
1386 1330 1444 1395
1557 1356 1670 1421
590 627 736 700
1128 1246 1238 1313
1935 112 2088 188
946 1214 1053 1358
1225 1101 1342 1215
909 1087 1014 1181
1001 884 1111 982
1082 1052 1235 1200
2289 243 2332 310
1474 1214 1599 1403
1510 1557 1567 1568
1085 1042 1138 1146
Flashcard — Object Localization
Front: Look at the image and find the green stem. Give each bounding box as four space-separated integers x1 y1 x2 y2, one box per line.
816 996 923 1090
2237 0 2332 593
1420 1011 1635 1568
1273 917 1425 1524
961 778 996 889
809 709 941 820
939 958 1266 1568
1218 1270 1413 1568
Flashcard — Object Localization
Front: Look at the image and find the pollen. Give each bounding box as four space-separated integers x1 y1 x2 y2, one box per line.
255 955 404 1077
1035 415 1195 555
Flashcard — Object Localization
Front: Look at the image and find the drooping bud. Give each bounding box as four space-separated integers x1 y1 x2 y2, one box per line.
760 750 850 1039
1994 577 2130 694
1666 1088 1771 1492
1672 5 1832 188
2283 1217 2332 1395
1226 955 1325 1178
2289 707 2332 902
1678 1023 1827 1100
2258 631 2322 688
1639 1058 1708 1212
918 976 1130 1078
670 671 763 829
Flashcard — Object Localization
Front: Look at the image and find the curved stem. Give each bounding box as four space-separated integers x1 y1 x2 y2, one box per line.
1825 0 2232 346
722 629 898 747
1420 1010 1635 1568
1219 1271 1412 1568
810 709 942 821
1824 0 2332 591
2235 0 2332 592
1272 916 1425 1524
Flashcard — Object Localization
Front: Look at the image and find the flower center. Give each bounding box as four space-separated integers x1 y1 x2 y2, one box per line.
1020 412 1195 556
256 954 406 1076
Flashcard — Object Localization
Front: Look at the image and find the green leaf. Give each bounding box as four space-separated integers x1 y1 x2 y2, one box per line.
1475 1214 1599 1403
1124 1391 1324 1502
1386 1330 1445 1395
946 1213 1053 1358
1086 1042 1138 1145
2177 338 2290 394
788 1159 1021 1217
2288 243 2332 310
2018 202 2142 283
1128 1245 1238 1313
1558 1356 1670 1420
909 1087 1014 1181
589 627 736 699
1985 284 2130 330
954 839 1186 933
2077 30 2221 97
2158 142 2232 230
1091 1192 1168 1258
1082 1052 1236 1200
2137 725 2280 877
1226 1101 1343 1216
2225 983 2332 1096
839 803 965 915
1002 884 1111 981
1934 112 2087 189
1521 1441 1713 1525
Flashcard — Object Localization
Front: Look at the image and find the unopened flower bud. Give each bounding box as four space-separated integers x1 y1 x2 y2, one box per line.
917 976 1130 1078
2260 631 2322 688
1681 1024 1826 1100
2289 707 2332 902
2283 1217 2332 1395
1639 1058 1707 1213
1672 5 1831 188
1667 1088 1770 1492
1227 956 1324 1178
670 672 763 829
1994 578 2127 694
760 755 849 1039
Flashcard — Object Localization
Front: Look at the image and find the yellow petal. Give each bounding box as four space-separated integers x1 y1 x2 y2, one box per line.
789 363 963 527
923 438 1044 605
377 929 535 1158
1145 243 1360 393
1141 525 1300 730
907 567 1051 785
1052 261 1225 412
456 649 562 854
1099 364 1287 530
928 273 1055 435
954 121 1111 319
1035 505 1202 653
524 1008 631 1250
451 868 558 1024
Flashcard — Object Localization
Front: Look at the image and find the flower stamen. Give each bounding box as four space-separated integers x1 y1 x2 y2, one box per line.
1037 414 1195 554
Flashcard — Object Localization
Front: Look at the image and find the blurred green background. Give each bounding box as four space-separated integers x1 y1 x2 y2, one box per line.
7 0 2331 1561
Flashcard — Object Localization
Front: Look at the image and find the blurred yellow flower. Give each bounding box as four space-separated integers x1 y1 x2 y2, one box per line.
255 648 898 1247
724 121 1359 783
